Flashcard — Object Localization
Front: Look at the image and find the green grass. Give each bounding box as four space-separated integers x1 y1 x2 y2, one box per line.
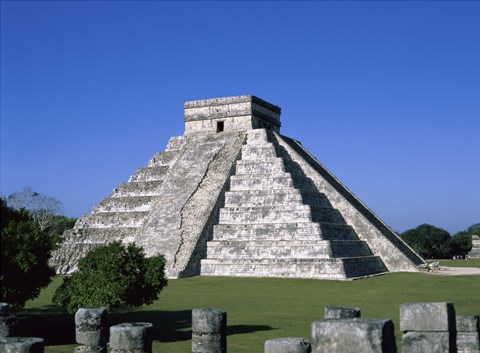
15 272 480 353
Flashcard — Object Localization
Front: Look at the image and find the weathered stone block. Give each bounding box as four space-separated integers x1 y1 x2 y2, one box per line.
311 318 396 353
0 304 8 316
400 302 456 332
109 323 153 353
192 308 226 334
264 338 311 353
192 309 226 353
74 345 106 353
0 337 44 353
458 315 480 333
324 306 361 319
402 331 456 353
0 316 16 338
75 308 108 347
457 332 480 352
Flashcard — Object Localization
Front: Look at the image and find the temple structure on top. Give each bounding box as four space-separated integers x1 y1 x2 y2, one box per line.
53 95 425 279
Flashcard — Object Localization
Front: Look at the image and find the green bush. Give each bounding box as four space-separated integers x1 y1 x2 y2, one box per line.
53 241 168 313
0 198 59 307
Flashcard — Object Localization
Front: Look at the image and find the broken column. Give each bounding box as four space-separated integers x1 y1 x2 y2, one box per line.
0 337 44 353
0 303 16 337
109 323 153 353
192 308 227 353
75 308 108 353
456 315 480 353
400 302 457 353
324 306 361 319
264 338 311 353
311 318 396 353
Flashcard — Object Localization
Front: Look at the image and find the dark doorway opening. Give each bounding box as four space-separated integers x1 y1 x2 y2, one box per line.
216 121 224 133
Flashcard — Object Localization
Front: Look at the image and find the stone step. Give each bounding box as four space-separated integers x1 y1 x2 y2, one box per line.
229 174 294 189
235 158 286 174
94 196 153 212
213 223 359 241
129 165 169 182
201 256 387 279
63 227 138 244
241 145 278 159
166 136 187 151
78 211 149 228
111 180 164 197
206 240 373 259
224 189 331 208
147 151 178 167
219 205 344 224
206 240 333 258
213 222 322 240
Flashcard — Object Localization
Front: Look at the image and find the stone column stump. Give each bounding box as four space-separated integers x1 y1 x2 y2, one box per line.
400 302 457 353
192 308 227 353
324 306 361 319
109 323 153 353
0 337 44 353
457 315 480 353
311 318 397 353
0 303 17 338
265 338 311 353
75 308 108 353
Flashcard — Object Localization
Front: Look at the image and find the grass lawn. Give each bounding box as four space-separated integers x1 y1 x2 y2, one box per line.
15 271 480 353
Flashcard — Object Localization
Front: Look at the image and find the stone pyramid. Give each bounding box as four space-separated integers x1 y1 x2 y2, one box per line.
53 95 425 279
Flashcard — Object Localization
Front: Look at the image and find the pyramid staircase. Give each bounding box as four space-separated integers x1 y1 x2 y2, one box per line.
52 136 186 274
201 129 388 280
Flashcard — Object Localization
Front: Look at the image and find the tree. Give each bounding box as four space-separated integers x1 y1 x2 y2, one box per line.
450 223 479 257
0 198 60 307
7 187 63 232
401 224 451 259
53 241 168 313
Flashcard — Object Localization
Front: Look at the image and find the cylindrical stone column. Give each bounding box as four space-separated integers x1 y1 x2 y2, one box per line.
192 308 227 353
324 306 361 319
265 338 311 353
0 303 16 338
109 323 153 353
311 318 397 353
75 308 108 353
0 337 44 353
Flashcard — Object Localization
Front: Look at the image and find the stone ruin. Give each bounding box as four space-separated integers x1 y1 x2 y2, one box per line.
2 302 479 353
53 95 426 279
468 235 480 258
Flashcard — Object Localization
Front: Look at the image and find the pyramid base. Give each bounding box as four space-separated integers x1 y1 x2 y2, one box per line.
201 257 388 280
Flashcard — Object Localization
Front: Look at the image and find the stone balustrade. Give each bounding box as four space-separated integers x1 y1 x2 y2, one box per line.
0 303 478 353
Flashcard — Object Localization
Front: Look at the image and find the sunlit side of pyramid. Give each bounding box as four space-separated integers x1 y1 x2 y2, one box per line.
53 95 425 279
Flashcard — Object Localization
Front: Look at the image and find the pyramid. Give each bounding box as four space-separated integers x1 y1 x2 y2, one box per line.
53 95 425 279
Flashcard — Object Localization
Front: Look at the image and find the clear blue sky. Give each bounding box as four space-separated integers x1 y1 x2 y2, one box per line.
1 1 479 234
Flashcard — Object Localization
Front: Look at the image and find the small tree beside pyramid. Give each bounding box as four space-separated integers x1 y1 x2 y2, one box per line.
53 241 168 313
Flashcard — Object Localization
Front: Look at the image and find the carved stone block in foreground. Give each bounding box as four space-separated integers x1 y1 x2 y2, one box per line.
54 95 426 280
109 323 153 353
264 338 311 353
192 308 227 353
457 315 480 353
75 308 108 353
311 318 397 353
324 306 361 319
0 337 44 353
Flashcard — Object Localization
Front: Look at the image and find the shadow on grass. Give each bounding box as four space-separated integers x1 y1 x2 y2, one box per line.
15 307 276 345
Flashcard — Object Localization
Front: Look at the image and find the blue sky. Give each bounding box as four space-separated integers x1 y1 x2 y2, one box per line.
1 1 479 234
